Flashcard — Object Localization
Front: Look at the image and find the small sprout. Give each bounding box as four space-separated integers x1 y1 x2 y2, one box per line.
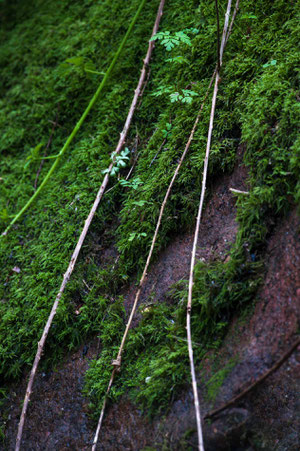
170 89 198 104
152 85 173 97
162 122 172 138
132 200 150 207
102 147 130 177
241 13 257 20
120 177 143 190
24 142 44 169
262 59 277 68
65 56 85 67
150 29 198 51
165 55 189 65
58 56 104 77
128 232 147 242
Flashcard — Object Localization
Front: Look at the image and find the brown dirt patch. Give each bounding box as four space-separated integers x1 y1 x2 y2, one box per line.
5 155 299 450
3 342 97 450
151 208 300 450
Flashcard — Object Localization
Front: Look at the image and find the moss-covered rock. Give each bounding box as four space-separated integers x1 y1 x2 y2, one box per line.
0 0 299 436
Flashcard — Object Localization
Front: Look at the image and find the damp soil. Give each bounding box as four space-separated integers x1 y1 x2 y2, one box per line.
3 157 300 450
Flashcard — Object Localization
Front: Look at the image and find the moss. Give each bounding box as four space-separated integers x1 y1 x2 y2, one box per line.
205 358 238 402
0 0 299 430
84 258 259 418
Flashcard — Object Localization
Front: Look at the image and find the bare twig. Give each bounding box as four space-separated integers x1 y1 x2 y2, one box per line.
229 188 249 195
137 67 151 109
225 0 240 46
92 5 167 451
205 338 300 419
83 279 92 291
48 120 63 128
186 2 234 450
15 2 157 449
92 65 216 450
92 369 117 451
124 159 137 181
34 106 60 190
149 138 166 167
215 0 221 71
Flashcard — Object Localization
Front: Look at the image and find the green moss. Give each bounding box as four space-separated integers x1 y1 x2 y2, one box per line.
205 358 237 402
0 388 8 443
85 258 259 418
0 0 299 428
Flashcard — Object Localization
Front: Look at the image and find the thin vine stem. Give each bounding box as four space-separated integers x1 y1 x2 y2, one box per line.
215 0 221 71
186 0 239 449
92 70 216 449
2 0 147 239
14 1 151 449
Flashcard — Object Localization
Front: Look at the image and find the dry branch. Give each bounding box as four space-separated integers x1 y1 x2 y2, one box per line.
229 188 249 195
92 62 216 451
15 2 160 449
186 1 239 450
149 137 166 167
225 0 240 46
205 337 300 419
215 0 221 71
137 67 151 109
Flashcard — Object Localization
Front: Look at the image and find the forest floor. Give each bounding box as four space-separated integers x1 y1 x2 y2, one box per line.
3 154 300 450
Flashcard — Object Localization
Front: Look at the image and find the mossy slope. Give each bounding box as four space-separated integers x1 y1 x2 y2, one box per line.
0 0 299 425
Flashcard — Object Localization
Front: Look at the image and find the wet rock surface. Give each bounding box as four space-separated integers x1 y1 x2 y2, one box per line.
3 159 299 450
153 208 300 450
124 156 248 323
3 342 98 450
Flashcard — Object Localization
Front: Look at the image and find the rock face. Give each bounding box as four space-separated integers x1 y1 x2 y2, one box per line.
3 157 299 450
94 209 300 451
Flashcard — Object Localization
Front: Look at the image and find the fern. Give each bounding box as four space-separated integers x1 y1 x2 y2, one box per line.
170 89 198 104
150 28 198 51
102 148 130 176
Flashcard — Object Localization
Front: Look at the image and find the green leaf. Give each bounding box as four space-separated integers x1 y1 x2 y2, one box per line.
150 29 194 51
184 27 199 34
165 56 189 65
170 89 197 104
132 200 148 207
170 92 180 103
128 232 147 242
119 177 142 190
152 85 173 97
65 56 85 67
110 167 119 176
241 13 257 19
262 59 277 68
24 142 44 169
